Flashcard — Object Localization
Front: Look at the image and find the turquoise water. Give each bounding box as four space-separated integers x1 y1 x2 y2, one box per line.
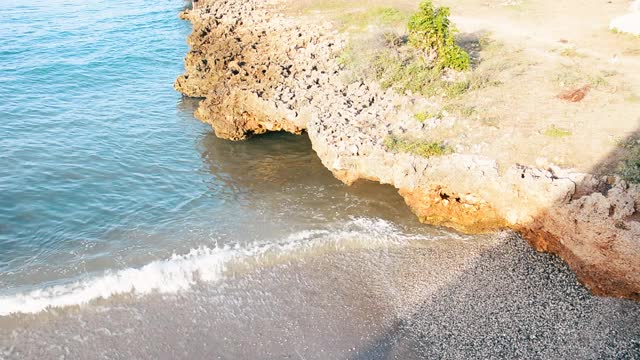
1 0 196 270
0 0 215 286
0 0 430 312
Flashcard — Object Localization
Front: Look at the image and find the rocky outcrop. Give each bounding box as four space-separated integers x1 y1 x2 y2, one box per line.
176 0 640 300
175 0 341 140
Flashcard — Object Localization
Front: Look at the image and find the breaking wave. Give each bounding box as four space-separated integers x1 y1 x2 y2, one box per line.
0 218 457 316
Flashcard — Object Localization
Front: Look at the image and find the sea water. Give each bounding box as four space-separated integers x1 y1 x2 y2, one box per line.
0 0 438 313
1 1 638 358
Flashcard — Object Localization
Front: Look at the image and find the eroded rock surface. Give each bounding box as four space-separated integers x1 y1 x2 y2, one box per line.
175 0 341 140
176 0 640 300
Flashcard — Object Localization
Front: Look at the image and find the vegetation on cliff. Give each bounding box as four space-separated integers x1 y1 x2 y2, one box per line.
407 1 470 71
338 7 409 31
383 136 453 158
336 1 473 99
618 137 640 184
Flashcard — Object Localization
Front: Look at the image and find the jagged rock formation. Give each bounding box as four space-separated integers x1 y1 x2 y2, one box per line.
175 0 341 140
176 0 640 300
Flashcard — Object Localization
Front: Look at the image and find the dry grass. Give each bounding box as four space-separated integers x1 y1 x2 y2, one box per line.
543 125 572 138
384 136 453 157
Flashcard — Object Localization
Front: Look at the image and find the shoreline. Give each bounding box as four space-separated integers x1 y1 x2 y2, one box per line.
175 0 640 300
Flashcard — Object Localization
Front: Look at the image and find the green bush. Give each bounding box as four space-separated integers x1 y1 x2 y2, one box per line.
618 139 640 184
407 1 470 71
621 156 640 184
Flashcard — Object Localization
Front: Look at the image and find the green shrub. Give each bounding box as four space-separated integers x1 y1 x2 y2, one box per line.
621 156 640 184
384 136 453 158
407 1 470 71
617 138 640 184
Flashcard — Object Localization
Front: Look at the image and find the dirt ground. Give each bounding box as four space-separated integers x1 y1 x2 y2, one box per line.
288 0 640 174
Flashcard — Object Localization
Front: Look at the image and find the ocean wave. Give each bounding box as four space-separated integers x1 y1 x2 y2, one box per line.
0 218 444 316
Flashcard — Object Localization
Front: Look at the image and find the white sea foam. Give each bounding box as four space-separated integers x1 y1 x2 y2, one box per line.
0 218 443 316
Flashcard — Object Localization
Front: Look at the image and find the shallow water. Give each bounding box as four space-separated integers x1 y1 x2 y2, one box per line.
1 0 639 358
0 0 440 317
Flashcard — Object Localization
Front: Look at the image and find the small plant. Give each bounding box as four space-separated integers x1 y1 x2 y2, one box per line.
414 111 443 122
384 136 453 158
337 47 355 67
543 125 572 138
371 51 444 96
374 7 407 24
407 1 470 71
558 47 585 58
443 103 476 118
339 7 409 31
620 156 640 184
617 137 640 184
444 80 470 97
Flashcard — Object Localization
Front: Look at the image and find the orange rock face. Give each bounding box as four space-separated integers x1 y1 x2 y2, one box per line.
399 187 508 234
518 203 640 301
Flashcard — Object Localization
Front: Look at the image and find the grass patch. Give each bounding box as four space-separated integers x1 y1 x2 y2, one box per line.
384 136 453 158
414 111 443 122
296 0 368 14
339 7 410 31
552 67 614 91
610 28 640 39
502 0 525 11
371 50 445 96
589 74 609 90
558 47 585 58
369 50 482 98
552 68 585 88
443 103 476 118
543 125 572 138
444 80 470 97
337 46 355 67
625 94 640 103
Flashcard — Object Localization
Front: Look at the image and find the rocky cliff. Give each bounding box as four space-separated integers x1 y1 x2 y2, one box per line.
175 0 640 300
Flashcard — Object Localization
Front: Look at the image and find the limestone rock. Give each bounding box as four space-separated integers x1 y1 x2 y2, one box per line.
176 0 640 300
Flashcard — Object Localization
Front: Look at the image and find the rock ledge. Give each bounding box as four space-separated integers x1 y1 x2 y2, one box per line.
175 0 640 300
